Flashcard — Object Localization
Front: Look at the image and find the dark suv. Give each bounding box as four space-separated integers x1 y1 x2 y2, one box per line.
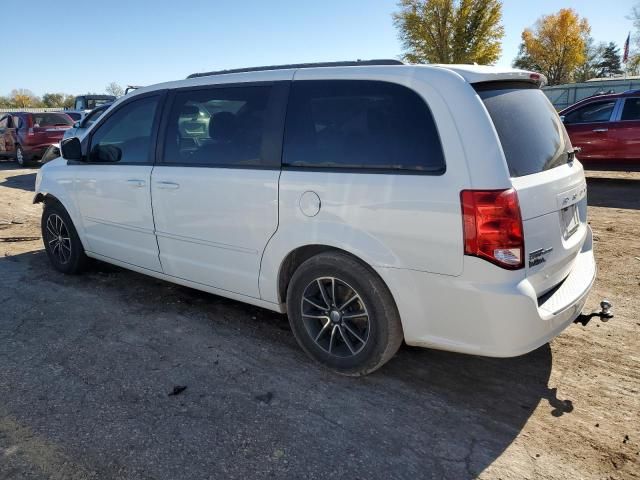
0 112 73 166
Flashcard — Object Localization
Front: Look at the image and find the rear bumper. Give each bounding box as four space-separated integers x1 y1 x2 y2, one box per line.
376 226 596 357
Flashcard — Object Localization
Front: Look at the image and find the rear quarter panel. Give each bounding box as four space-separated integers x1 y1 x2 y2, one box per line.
259 66 499 304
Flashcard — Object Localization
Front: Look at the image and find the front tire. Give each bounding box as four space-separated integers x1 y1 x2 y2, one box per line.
41 201 88 274
286 252 403 376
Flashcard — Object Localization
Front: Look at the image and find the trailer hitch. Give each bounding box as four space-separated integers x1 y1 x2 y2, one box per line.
574 300 613 326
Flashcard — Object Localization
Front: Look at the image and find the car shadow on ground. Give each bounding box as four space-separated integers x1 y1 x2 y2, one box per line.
0 160 36 192
586 176 640 210
0 250 563 478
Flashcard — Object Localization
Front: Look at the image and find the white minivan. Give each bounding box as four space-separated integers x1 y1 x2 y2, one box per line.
35 60 596 375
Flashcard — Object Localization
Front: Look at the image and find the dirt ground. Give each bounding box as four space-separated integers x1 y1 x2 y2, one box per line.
0 159 638 480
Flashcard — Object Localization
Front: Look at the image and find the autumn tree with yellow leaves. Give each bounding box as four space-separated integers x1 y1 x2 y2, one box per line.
513 8 591 85
393 0 504 65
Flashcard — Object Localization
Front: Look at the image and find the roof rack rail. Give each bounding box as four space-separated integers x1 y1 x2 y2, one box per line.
187 59 404 79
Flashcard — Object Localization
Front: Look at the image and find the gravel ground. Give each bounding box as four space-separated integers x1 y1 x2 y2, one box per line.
0 160 638 479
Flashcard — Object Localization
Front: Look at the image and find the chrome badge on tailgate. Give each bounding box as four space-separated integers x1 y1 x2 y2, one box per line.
529 247 553 268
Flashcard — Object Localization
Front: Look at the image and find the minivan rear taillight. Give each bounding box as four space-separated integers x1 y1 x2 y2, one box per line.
461 189 524 270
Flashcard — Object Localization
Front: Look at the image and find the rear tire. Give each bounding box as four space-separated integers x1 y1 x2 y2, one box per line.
41 201 88 274
286 251 403 376
15 145 28 167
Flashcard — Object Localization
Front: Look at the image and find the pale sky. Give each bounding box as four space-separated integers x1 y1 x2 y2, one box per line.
2 0 636 96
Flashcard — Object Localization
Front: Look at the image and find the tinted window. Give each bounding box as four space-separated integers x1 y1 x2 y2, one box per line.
283 80 445 173
83 107 107 128
89 96 158 163
66 112 82 121
32 113 73 127
86 98 114 109
163 86 272 167
0 117 7 129
563 100 616 124
621 98 640 121
478 85 572 178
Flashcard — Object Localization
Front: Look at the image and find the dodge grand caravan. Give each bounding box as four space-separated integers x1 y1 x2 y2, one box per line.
34 60 596 375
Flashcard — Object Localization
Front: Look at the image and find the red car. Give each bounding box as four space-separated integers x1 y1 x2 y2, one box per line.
560 90 640 169
0 112 73 166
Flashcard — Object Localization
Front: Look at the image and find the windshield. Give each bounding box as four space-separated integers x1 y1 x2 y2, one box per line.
32 113 73 127
86 98 113 109
476 83 572 178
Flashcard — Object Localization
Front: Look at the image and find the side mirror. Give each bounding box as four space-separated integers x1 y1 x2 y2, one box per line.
559 115 566 123
60 137 83 161
73 121 81 128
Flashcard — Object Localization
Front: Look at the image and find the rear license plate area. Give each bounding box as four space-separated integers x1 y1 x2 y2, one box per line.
560 204 580 240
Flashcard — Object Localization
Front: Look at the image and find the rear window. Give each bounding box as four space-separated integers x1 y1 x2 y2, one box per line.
283 80 445 173
477 83 572 178
32 113 73 127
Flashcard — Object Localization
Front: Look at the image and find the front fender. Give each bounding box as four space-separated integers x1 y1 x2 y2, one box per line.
33 159 83 239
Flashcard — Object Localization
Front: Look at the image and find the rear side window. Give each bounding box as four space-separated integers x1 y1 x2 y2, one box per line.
563 100 616 124
163 85 275 167
0 117 7 129
32 113 73 127
621 98 640 121
477 84 572 178
283 80 445 173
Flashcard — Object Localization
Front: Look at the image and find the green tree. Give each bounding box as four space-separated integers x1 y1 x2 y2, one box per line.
62 94 75 109
514 8 590 85
9 89 39 108
42 93 65 107
597 42 623 77
393 0 504 64
574 38 606 82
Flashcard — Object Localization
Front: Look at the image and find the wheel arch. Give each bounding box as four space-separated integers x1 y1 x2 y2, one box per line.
274 244 397 311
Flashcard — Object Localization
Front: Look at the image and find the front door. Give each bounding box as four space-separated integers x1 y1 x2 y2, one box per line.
151 82 288 298
73 94 163 271
563 98 617 161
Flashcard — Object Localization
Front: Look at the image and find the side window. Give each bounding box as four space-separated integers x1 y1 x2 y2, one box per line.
89 96 158 164
0 116 7 129
283 80 445 173
163 85 273 167
563 100 616 124
621 98 640 121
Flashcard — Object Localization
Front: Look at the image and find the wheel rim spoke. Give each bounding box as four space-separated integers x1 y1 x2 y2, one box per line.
314 320 331 342
338 294 359 311
338 326 357 354
303 297 327 311
317 279 331 308
300 276 370 358
343 321 366 344
45 214 72 265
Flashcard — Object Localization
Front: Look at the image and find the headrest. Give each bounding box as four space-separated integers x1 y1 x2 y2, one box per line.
209 111 237 141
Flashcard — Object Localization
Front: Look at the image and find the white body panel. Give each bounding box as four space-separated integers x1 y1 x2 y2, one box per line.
35 63 596 359
151 166 280 298
74 164 161 271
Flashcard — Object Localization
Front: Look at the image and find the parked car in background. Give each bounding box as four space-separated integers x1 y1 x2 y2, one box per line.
63 103 112 140
560 89 640 169
73 94 116 111
36 61 595 375
0 112 73 166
